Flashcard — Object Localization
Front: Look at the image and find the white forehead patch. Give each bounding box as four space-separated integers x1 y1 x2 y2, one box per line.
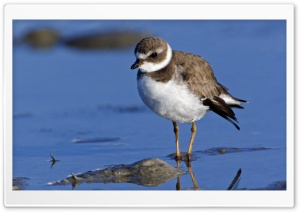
136 52 148 59
139 44 172 73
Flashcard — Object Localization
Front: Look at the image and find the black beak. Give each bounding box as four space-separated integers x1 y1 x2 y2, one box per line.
131 59 141 69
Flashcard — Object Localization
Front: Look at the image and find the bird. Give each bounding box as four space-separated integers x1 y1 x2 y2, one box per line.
130 37 246 161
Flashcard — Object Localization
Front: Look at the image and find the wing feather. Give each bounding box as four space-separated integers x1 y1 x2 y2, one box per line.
173 51 244 129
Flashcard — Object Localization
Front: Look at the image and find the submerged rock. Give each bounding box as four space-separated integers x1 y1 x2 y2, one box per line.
49 158 185 188
197 147 274 156
168 147 274 162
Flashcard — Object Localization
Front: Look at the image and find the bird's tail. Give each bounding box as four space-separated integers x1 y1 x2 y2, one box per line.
203 96 240 130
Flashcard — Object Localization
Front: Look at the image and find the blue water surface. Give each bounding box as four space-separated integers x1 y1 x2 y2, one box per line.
12 20 286 190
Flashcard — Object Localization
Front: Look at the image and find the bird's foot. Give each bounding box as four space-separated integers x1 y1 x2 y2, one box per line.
174 154 182 167
175 154 182 161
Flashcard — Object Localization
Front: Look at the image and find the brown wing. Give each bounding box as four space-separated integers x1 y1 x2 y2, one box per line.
173 51 241 130
173 51 227 99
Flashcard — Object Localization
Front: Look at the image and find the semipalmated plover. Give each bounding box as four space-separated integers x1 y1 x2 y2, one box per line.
131 37 246 160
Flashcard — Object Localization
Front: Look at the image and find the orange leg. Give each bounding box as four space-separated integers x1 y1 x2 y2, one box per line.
172 121 182 161
187 122 197 156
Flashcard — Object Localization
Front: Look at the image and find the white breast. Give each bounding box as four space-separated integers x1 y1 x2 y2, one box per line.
137 76 209 123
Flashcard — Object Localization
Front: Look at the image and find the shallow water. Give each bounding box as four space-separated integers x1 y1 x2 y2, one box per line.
12 20 286 190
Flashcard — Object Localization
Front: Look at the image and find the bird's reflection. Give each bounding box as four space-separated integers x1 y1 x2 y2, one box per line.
227 168 242 190
49 152 60 169
174 155 241 190
175 156 200 190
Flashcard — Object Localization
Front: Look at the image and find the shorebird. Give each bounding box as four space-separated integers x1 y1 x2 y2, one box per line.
131 37 246 160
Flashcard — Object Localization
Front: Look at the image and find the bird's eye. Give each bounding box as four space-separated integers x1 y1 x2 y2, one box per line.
150 52 158 58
